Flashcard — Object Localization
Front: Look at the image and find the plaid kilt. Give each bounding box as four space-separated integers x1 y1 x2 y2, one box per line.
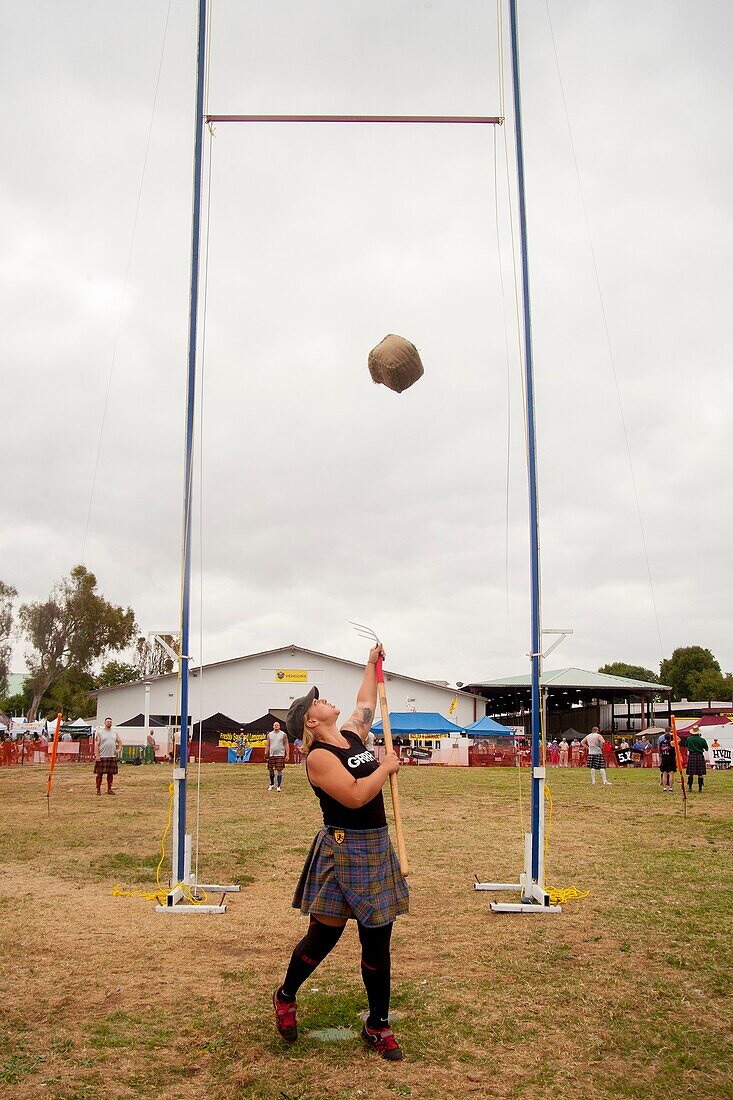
266 755 286 772
686 751 707 777
93 757 119 776
292 826 409 928
586 753 604 770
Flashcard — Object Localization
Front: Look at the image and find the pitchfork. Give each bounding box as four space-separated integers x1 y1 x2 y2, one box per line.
349 621 409 876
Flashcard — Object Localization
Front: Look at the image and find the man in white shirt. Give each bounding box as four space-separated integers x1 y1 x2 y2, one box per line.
265 721 289 793
581 726 612 787
94 717 122 796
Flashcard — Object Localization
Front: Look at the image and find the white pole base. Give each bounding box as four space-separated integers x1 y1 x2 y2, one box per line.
156 831 240 914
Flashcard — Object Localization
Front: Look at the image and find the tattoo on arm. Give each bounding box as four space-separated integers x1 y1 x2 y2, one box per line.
346 705 373 735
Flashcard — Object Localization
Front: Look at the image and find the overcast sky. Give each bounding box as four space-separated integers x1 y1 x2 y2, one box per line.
2 1 731 688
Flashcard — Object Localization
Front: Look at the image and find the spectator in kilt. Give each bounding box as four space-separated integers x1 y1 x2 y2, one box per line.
265 721 289 792
94 718 121 796
581 727 612 787
658 729 677 791
684 726 709 792
272 644 408 1062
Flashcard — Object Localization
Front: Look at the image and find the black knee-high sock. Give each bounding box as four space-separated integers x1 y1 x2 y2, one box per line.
279 917 345 1001
358 921 393 1030
698 777 704 791
687 775 693 790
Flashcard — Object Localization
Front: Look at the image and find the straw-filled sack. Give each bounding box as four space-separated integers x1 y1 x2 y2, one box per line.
368 334 424 394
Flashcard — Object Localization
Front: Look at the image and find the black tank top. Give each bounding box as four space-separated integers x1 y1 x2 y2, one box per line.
307 730 386 829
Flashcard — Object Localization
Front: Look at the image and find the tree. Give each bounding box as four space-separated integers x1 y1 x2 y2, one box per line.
97 660 141 688
19 565 137 720
0 580 17 697
598 662 659 684
687 668 733 705
660 646 721 700
41 669 97 722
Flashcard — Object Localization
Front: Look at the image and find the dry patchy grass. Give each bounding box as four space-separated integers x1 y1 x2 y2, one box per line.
0 762 731 1100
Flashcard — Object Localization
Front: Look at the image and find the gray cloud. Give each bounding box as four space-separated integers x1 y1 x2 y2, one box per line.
2 1 731 689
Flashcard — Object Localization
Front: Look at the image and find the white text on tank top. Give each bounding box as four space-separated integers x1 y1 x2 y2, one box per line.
346 748 376 769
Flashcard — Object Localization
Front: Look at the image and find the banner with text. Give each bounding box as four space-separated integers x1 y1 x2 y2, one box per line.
218 731 268 748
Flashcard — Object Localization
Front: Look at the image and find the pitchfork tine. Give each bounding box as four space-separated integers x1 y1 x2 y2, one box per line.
349 620 381 645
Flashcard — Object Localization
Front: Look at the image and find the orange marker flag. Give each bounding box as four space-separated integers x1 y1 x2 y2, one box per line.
46 712 63 813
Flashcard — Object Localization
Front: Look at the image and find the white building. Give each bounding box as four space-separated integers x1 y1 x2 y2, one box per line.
94 644 481 729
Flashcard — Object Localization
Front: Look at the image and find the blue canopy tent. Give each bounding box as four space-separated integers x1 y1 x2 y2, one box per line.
464 716 514 738
372 712 464 736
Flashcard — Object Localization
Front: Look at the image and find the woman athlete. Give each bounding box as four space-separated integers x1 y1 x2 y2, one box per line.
273 644 409 1061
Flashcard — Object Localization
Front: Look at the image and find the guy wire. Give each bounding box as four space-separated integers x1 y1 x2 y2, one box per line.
81 1 173 562
544 0 664 661
492 125 514 662
194 122 215 885
193 2 216 886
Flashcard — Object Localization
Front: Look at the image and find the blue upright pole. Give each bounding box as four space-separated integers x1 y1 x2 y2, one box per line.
508 0 543 887
176 0 208 881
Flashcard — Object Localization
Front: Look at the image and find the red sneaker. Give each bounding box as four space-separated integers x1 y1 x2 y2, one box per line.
273 989 298 1042
361 1023 403 1061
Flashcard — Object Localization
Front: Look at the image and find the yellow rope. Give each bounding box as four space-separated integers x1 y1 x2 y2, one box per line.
542 782 589 906
538 700 588 906
111 782 208 906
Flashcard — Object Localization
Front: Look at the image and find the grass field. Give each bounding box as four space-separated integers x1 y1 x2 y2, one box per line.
0 761 731 1100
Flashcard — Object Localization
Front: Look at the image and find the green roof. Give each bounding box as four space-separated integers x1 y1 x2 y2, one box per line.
465 667 668 693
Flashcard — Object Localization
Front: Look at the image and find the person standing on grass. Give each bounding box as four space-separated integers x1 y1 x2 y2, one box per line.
581 726 612 787
94 717 121 796
558 738 569 767
658 729 676 791
265 721 289 792
684 725 709 792
272 644 408 1061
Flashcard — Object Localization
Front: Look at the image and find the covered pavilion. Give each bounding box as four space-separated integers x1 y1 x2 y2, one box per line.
458 667 671 739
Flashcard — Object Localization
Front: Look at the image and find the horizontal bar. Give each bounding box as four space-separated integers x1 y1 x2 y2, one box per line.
473 882 522 892
490 902 562 914
195 884 241 893
206 113 503 126
155 903 227 914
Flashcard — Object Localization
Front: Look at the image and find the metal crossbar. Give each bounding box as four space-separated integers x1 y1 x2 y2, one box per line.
205 114 503 126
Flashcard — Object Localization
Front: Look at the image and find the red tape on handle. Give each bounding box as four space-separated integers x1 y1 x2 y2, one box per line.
375 653 385 684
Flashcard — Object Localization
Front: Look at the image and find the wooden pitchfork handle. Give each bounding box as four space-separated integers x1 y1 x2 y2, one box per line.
375 653 409 876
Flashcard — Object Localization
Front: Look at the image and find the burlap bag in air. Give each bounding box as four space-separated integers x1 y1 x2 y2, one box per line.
368 334 424 394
